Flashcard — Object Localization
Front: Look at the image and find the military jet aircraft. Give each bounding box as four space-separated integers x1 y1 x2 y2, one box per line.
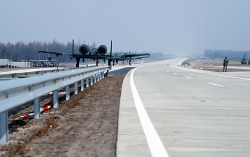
111 52 150 66
38 40 112 67
38 40 150 67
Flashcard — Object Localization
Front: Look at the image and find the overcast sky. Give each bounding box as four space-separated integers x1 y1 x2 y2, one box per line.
1 0 250 55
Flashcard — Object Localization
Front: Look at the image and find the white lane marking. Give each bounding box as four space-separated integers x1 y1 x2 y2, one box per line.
214 74 250 81
184 76 192 79
207 82 224 87
130 68 169 157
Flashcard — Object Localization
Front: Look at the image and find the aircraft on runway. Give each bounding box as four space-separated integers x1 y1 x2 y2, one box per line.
111 52 150 66
38 40 112 67
38 40 150 67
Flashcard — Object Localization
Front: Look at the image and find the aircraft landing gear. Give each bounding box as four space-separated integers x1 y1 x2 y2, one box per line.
76 58 80 67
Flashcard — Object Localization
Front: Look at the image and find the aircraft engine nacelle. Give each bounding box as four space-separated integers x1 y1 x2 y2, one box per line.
97 45 107 55
79 44 89 55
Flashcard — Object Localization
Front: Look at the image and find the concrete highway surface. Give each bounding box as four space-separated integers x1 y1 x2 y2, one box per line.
117 59 250 157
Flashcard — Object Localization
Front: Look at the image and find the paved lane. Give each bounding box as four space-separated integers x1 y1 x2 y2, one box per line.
117 59 250 157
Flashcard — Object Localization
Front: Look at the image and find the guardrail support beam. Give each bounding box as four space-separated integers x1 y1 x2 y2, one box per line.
81 79 84 91
74 82 78 94
34 98 40 119
86 77 89 87
91 75 93 86
97 73 100 81
0 111 8 143
53 90 59 108
66 85 70 100
101 72 103 79
99 72 102 80
94 74 97 83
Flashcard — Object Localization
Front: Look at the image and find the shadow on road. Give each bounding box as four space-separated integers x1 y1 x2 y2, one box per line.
109 67 136 76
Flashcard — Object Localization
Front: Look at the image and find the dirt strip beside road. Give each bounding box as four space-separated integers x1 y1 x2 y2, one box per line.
0 74 125 157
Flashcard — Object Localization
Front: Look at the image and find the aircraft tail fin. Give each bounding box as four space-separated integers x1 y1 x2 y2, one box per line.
108 40 113 67
110 40 112 59
72 39 74 57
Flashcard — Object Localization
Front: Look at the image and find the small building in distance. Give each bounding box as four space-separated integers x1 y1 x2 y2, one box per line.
0 59 57 68
0 59 33 68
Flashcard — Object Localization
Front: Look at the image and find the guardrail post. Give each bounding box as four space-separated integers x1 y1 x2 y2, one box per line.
101 72 104 79
34 97 40 119
53 90 59 108
97 73 100 81
102 71 104 79
94 74 97 83
74 81 78 94
66 85 70 100
86 77 89 87
0 111 8 143
81 79 84 91
91 75 93 86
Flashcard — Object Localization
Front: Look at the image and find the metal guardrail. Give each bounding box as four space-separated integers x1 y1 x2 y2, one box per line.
0 65 96 80
0 66 110 143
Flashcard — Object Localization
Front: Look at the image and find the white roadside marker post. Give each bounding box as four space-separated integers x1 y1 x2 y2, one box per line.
0 111 8 143
74 81 78 94
34 97 40 119
86 77 89 87
81 79 84 91
66 85 70 100
53 90 59 108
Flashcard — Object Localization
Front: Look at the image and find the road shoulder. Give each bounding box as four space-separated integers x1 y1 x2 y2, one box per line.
116 69 151 157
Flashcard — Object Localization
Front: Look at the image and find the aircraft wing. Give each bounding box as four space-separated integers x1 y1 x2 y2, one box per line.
109 53 150 61
38 51 70 56
129 56 149 60
124 53 150 58
38 51 111 59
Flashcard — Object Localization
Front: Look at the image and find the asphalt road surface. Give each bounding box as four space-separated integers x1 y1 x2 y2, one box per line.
117 59 250 157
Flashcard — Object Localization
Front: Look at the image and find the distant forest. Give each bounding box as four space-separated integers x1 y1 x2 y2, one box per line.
0 40 94 62
204 49 250 59
0 41 167 62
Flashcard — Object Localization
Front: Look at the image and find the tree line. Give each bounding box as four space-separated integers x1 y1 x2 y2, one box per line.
0 40 95 62
204 49 250 59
